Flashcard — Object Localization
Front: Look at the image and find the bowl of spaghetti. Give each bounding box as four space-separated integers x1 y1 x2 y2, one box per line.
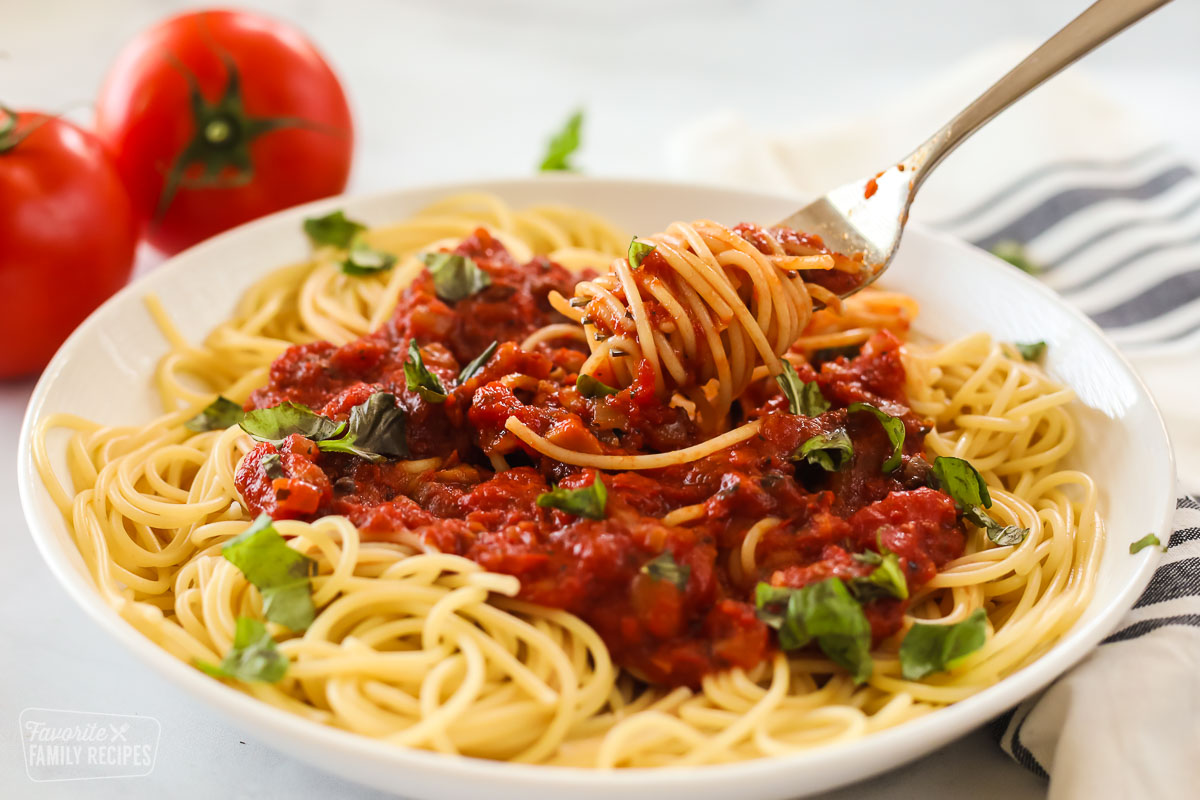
19 177 1174 798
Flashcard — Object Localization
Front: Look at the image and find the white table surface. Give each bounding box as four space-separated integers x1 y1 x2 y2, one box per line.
4 1 1197 797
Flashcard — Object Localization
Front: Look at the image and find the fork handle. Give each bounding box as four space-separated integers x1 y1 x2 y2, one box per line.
905 0 1173 192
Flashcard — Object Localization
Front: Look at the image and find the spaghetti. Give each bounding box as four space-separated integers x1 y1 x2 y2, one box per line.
35 193 1102 767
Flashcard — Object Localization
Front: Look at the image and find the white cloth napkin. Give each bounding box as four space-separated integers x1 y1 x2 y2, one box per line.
668 43 1200 799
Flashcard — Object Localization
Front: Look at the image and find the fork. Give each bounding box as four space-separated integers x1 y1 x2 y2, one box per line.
776 0 1173 295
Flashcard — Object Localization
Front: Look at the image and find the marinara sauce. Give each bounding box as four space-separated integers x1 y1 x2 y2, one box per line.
234 228 965 688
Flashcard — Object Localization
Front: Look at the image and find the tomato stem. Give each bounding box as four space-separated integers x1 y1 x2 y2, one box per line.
0 106 52 155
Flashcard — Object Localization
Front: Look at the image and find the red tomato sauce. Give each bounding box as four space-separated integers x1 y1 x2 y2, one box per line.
234 227 965 687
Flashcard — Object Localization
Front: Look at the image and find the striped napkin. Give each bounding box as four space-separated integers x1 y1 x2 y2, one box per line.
668 43 1200 799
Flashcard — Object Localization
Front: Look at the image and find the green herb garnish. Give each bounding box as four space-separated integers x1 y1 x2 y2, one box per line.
421 252 492 301
261 453 285 480
641 552 690 591
989 241 1042 275
932 456 1028 546
303 210 366 249
221 514 316 631
850 549 909 601
848 402 905 473
776 362 829 417
1014 341 1047 362
404 340 448 403
197 616 288 683
185 396 245 432
899 608 988 680
754 579 873 683
627 238 655 269
340 240 397 276
458 341 499 383
240 394 408 463
1129 533 1164 554
793 428 853 471
577 373 618 398
536 476 607 519
538 109 583 172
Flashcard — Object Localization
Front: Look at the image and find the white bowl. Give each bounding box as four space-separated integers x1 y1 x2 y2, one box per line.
17 177 1175 799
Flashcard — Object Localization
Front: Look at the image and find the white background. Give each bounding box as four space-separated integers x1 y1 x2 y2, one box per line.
2 1 1197 797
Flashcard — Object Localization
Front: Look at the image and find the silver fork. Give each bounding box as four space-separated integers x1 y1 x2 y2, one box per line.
776 0 1173 296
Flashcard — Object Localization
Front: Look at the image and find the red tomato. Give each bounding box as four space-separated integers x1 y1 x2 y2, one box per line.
95 9 354 255
0 111 138 378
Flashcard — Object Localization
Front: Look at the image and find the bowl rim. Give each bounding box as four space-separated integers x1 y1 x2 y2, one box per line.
16 174 1176 792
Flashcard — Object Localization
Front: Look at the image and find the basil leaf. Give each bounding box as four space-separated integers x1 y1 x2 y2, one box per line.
776 362 829 417
303 210 365 249
404 340 448 403
849 549 909 601
848 402 905 473
340 240 397 276
222 514 316 631
241 401 346 444
321 392 409 462
536 476 607 519
185 396 245 432
793 427 853 471
964 506 1029 546
1129 533 1164 554
899 608 987 680
1014 341 1047 362
196 616 288 683
754 578 873 683
577 373 618 398
458 341 498 383
931 456 992 509
242 395 407 464
627 238 655 269
934 457 1028 546
261 453 285 480
641 552 689 591
989 241 1042 275
538 109 583 172
421 252 492 301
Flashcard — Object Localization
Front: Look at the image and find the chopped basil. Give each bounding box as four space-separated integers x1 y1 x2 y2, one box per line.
627 238 655 269
458 341 498 382
812 344 862 365
538 109 583 172
776 362 829 417
989 240 1042 275
848 402 905 473
340 240 397 276
899 608 988 680
197 616 288 683
1014 341 1047 362
577 373 618 398
754 578 873 683
850 549 909 601
421 252 492 301
221 514 316 631
261 453 285 480
536 476 607 519
241 401 345 444
322 392 409 461
240 394 408 463
185 396 245 432
793 427 853 471
404 340 448 403
641 552 690 591
1129 533 1164 554
303 210 365 249
933 456 1029 546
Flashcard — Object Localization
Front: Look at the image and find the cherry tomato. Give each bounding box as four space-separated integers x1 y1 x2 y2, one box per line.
0 110 138 378
95 9 354 255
